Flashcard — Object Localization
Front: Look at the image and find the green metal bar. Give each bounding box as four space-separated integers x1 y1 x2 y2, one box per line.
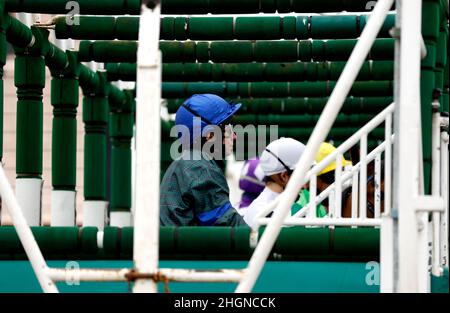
54 14 395 40
50 51 79 192
161 81 393 98
435 23 448 112
81 70 109 202
5 0 141 14
108 88 134 215
0 226 380 261
421 0 442 194
13 28 46 179
166 97 394 114
79 39 395 63
157 0 394 14
234 113 378 127
106 61 394 82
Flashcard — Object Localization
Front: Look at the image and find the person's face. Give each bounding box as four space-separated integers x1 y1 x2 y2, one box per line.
272 171 291 188
316 176 330 193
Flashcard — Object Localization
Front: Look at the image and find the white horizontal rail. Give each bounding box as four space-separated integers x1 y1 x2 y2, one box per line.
258 218 381 227
46 268 244 283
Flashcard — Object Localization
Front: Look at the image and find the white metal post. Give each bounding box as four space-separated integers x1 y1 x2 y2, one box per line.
133 3 162 293
236 0 394 293
308 175 317 218
82 200 108 230
394 0 423 293
440 130 449 268
359 134 368 219
374 154 381 218
0 167 58 292
51 190 76 226
334 154 343 218
15 179 42 226
431 103 442 276
380 112 394 292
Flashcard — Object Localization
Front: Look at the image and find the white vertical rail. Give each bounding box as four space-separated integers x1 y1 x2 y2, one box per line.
133 3 162 293
431 106 442 276
236 0 394 293
440 130 449 268
395 0 423 293
380 112 394 292
351 171 359 219
359 134 368 219
334 154 343 218
374 154 381 218
308 175 317 218
0 167 58 292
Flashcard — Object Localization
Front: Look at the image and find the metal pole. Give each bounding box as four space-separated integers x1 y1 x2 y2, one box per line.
236 0 394 293
395 0 423 293
133 3 161 293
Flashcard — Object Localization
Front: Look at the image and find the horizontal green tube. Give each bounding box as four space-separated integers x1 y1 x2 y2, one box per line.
158 0 394 14
0 226 379 261
233 127 385 141
106 61 394 82
166 97 394 114
4 14 33 47
234 113 377 127
5 0 140 14
161 81 393 98
54 14 395 40
79 39 395 63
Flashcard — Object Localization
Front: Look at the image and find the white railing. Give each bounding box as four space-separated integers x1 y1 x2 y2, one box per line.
250 104 394 240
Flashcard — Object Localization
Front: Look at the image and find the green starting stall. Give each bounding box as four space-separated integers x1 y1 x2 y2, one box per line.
0 0 448 293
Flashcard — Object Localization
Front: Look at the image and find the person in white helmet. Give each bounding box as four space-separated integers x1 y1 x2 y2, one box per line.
243 137 306 229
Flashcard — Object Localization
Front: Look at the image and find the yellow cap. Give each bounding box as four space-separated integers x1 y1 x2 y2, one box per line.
315 142 352 175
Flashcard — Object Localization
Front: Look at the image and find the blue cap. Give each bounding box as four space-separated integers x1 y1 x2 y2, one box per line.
175 94 241 144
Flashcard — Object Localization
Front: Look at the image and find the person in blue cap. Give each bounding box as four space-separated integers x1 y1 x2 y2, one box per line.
160 94 247 226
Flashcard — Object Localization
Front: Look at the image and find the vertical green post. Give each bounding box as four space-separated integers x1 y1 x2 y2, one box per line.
108 87 133 227
435 22 448 113
13 27 46 225
420 0 441 193
81 70 109 229
49 50 79 226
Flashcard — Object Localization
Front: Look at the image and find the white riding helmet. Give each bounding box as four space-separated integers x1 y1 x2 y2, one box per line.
259 137 306 176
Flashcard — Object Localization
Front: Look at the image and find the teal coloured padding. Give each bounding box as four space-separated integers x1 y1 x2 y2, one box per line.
0 260 381 293
431 268 449 293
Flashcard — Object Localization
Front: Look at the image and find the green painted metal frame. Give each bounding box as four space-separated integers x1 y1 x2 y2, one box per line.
4 0 141 15
160 81 393 99
54 14 395 41
108 87 134 215
0 226 380 262
105 61 394 82
166 97 394 114
79 39 395 63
